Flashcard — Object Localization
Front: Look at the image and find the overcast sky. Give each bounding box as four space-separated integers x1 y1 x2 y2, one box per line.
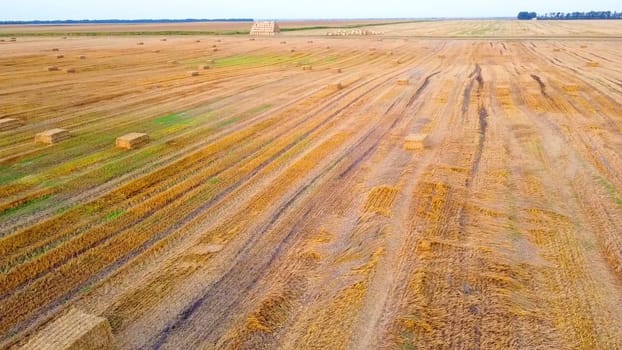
1 0 620 21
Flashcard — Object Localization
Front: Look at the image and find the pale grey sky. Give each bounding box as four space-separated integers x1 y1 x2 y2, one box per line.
1 0 620 21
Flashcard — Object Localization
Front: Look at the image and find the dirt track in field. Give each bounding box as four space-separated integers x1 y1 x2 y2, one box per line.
1 21 622 349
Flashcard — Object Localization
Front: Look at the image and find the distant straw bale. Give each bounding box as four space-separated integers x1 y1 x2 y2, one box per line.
52 48 59 51
0 118 20 131
190 71 200 76
47 66 59 71
563 85 580 94
65 67 76 73
280 41 287 44
199 64 210 70
397 79 409 86
250 21 280 36
152 50 161 53
302 65 312 71
161 38 167 41
327 83 343 90
56 54 64 58
404 133 430 150
35 128 70 144
137 42 144 45
587 62 600 68
116 133 149 150
20 308 116 350
79 55 86 59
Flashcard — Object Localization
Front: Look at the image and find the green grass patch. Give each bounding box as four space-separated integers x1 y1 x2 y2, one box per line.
213 104 271 129
244 104 272 116
508 217 522 241
154 113 192 127
105 209 126 222
0 166 24 185
0 194 52 218
215 116 241 128
17 154 46 167
213 54 286 68
208 176 220 185
598 177 622 206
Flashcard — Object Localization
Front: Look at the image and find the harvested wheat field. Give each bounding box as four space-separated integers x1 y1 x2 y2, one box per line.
1 20 622 349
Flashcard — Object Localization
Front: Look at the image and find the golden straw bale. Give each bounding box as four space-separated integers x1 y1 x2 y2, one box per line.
20 308 116 350
397 79 409 86
404 133 430 150
35 128 70 144
116 133 149 150
563 85 580 94
327 83 343 90
0 118 20 131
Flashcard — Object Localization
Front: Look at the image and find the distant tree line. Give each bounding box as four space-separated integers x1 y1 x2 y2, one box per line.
537 11 622 20
0 19 253 25
518 11 622 20
517 12 537 20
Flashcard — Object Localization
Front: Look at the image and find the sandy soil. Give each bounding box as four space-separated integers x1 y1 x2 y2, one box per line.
1 20 622 349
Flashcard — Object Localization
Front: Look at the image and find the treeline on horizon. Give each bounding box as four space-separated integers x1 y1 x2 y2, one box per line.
0 18 253 25
518 11 622 20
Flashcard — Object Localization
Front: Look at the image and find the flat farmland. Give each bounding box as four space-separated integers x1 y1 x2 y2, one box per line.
1 21 622 349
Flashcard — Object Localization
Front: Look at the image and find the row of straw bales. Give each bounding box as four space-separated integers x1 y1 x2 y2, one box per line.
326 29 382 36
5 126 149 150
